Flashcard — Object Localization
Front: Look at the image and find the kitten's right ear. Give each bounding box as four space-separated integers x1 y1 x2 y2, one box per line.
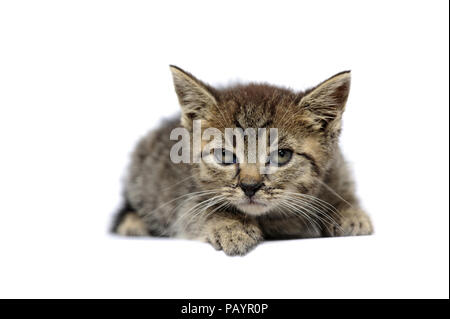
169 65 217 128
298 71 351 131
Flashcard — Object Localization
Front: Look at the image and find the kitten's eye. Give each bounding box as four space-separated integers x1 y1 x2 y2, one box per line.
269 149 293 166
213 148 237 165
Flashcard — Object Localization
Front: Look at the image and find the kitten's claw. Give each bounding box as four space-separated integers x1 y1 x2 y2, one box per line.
332 209 373 236
205 219 263 256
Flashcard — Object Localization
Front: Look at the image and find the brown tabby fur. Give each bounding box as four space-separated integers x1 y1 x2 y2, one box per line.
111 66 373 256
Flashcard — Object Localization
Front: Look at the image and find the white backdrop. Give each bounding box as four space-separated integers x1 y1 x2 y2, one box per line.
0 0 448 298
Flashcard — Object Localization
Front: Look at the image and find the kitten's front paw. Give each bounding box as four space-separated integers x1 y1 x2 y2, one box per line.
332 209 373 236
205 219 263 256
115 211 149 237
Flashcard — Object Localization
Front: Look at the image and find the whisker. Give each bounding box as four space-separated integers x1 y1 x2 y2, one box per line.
158 174 197 192
147 189 222 216
277 202 307 225
202 200 230 221
178 195 226 227
283 196 342 233
284 191 342 217
314 179 354 208
186 196 227 225
280 200 322 230
278 202 316 233
155 190 224 236
283 194 340 225
287 201 325 230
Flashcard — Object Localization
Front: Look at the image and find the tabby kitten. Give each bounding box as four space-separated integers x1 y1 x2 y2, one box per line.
112 65 373 256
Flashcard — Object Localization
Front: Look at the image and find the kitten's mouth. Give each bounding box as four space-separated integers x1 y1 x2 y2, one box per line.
235 198 269 215
241 198 266 206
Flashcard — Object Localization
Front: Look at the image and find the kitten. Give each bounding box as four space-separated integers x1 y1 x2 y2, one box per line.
111 65 373 256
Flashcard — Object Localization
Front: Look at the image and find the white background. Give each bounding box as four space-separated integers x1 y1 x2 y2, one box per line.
0 0 448 298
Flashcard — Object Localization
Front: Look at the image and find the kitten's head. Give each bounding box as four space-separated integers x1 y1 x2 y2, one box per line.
170 65 350 216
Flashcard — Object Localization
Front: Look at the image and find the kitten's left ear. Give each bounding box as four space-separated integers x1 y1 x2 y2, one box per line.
169 65 217 129
299 71 351 129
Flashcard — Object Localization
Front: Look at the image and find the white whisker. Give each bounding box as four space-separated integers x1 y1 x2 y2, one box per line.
314 179 353 208
284 191 342 217
283 196 342 232
280 200 322 230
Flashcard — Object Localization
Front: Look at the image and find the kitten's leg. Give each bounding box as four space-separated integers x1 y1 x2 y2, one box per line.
329 208 373 236
111 203 149 237
199 214 263 256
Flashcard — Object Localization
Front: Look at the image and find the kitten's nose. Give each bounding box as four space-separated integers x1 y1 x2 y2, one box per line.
239 182 263 198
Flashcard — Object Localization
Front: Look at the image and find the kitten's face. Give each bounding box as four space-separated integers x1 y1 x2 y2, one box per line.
171 66 350 216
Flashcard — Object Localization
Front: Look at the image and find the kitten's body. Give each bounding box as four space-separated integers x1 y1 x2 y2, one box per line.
112 67 373 255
